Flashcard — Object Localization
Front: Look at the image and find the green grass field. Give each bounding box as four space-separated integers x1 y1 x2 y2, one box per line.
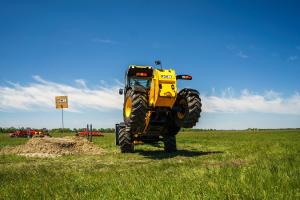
0 130 299 200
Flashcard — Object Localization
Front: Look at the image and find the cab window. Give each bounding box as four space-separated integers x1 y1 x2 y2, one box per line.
128 78 151 88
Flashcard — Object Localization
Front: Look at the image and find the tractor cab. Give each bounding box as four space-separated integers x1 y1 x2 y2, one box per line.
126 65 153 88
119 65 153 95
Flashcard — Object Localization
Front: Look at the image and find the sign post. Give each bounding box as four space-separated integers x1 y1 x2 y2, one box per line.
62 106 64 134
55 96 68 134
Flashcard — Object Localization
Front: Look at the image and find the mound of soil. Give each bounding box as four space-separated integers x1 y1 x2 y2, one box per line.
0 136 105 157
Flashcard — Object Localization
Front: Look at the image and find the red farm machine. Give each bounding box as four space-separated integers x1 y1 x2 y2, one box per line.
76 130 104 137
9 128 49 138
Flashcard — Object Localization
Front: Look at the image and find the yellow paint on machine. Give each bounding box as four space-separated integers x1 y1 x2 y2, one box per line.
143 111 153 133
149 69 177 108
55 96 68 109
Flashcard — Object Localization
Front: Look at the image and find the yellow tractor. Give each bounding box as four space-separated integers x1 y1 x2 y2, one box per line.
115 61 202 153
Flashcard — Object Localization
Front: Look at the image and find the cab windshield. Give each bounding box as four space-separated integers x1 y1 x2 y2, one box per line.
128 78 151 88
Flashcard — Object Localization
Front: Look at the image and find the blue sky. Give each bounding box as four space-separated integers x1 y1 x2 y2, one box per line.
0 0 300 129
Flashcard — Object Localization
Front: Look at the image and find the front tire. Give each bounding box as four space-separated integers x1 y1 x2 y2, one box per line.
123 88 147 134
118 126 134 153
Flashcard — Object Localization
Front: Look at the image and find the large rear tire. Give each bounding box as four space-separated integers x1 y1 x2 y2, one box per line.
174 89 202 128
118 126 134 153
123 88 147 134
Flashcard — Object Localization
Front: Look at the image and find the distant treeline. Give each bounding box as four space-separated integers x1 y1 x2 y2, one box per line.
181 128 217 132
1 127 299 134
180 128 300 132
0 127 19 133
51 128 115 133
0 127 115 134
245 128 300 131
182 128 300 132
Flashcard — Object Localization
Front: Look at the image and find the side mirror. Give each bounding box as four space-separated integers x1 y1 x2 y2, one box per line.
155 60 161 66
176 75 192 80
119 89 124 95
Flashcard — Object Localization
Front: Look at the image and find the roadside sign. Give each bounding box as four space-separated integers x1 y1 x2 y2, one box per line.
55 96 68 109
55 96 68 134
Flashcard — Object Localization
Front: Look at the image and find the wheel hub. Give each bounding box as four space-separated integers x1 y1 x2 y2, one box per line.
125 97 132 118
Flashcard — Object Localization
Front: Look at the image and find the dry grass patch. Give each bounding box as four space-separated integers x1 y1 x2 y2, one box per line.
0 136 105 157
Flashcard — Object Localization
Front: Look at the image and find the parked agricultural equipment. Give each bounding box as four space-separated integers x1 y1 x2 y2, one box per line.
9 128 49 138
115 61 202 153
77 130 104 137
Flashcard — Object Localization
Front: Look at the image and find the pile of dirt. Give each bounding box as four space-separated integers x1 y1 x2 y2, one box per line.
0 136 105 157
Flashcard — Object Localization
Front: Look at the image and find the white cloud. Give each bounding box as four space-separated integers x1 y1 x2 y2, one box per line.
1 78 300 115
226 44 249 58
0 76 123 112
91 38 117 44
288 55 298 62
237 51 249 58
75 79 87 89
203 88 300 115
226 44 236 50
263 90 281 100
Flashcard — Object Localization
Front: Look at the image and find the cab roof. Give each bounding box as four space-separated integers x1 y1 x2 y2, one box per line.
129 65 153 69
